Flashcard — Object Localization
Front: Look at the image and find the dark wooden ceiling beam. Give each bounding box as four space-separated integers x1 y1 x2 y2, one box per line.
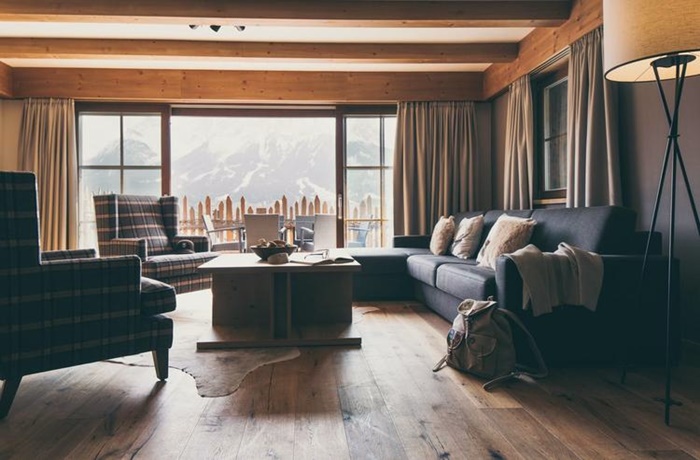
0 0 571 27
0 61 12 97
11 68 484 102
0 38 518 64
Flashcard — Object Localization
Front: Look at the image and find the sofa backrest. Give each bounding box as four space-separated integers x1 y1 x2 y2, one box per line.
529 206 637 254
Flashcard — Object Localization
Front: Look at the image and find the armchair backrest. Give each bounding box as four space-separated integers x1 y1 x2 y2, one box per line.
0 171 41 269
94 194 179 256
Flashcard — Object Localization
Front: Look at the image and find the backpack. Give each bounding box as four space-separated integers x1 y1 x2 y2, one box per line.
432 298 548 390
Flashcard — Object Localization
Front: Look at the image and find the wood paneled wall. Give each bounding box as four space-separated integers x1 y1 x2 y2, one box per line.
11 68 483 103
483 0 602 99
0 62 12 98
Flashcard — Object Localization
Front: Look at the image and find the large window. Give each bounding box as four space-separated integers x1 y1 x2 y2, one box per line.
535 71 568 203
77 105 166 248
170 111 336 224
76 104 395 249
344 114 395 247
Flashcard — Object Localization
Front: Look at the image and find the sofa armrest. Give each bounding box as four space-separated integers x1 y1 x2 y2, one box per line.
174 234 210 253
41 248 97 262
394 235 431 249
100 238 148 260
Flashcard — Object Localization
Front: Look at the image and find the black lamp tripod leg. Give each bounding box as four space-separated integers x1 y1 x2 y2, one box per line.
675 150 700 236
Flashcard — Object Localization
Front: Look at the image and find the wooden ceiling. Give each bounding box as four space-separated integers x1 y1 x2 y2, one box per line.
0 0 602 103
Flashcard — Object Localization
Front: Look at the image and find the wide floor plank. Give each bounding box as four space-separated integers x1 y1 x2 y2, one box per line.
0 291 698 460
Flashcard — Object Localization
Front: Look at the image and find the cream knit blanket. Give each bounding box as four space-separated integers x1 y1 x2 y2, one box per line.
506 243 604 317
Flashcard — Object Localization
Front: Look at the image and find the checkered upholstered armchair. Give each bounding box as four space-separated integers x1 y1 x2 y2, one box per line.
0 172 176 419
93 194 218 293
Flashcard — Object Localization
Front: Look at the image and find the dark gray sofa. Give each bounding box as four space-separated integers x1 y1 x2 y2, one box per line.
347 206 680 366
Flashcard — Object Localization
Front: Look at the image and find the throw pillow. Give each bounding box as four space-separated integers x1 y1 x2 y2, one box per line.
450 215 484 259
429 216 455 255
477 214 537 269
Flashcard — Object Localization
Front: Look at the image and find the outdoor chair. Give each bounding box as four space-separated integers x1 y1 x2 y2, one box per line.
243 214 284 250
347 220 374 248
202 215 244 252
297 214 337 251
0 172 176 419
94 194 218 293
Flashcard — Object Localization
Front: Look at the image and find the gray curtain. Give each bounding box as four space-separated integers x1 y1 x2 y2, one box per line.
504 75 534 210
393 101 478 235
19 98 78 250
567 27 622 207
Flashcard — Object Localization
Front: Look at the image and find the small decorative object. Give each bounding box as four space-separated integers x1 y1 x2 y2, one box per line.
250 239 297 261
174 239 195 254
267 253 289 265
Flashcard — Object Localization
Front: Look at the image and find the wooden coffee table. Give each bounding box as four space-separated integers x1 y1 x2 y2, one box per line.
196 253 362 349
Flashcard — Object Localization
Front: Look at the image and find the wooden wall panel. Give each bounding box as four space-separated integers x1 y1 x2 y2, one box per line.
482 0 602 99
0 62 12 98
11 68 483 103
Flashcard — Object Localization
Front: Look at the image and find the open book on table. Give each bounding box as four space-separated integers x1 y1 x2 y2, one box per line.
289 249 355 265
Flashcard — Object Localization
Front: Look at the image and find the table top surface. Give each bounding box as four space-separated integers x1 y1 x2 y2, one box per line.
198 252 361 274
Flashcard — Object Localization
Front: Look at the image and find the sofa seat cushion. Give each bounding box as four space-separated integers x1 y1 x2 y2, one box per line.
436 263 496 301
140 277 176 315
143 252 219 279
407 254 474 287
345 248 409 274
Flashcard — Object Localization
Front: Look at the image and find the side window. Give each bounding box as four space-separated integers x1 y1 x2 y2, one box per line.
534 73 568 203
77 108 166 249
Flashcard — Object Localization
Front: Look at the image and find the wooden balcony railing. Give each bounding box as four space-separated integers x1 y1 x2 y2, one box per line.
179 193 381 246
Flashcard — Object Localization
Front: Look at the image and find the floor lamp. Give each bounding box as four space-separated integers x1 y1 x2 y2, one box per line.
603 0 700 425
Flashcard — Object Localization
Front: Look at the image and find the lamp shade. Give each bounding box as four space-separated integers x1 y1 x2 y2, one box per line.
603 0 700 82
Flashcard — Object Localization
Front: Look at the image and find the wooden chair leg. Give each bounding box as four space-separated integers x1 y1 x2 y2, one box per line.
152 349 169 381
0 377 22 419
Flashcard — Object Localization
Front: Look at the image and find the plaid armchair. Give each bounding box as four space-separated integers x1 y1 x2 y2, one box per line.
0 172 176 419
93 194 218 293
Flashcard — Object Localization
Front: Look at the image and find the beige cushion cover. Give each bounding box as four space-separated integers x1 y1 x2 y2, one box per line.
429 216 455 255
450 215 484 259
477 214 537 269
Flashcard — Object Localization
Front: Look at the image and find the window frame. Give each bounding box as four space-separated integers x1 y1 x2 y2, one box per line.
533 68 568 204
76 102 171 195
76 102 396 248
342 111 395 248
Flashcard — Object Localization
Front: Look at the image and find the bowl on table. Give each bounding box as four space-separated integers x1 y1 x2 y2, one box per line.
250 244 297 261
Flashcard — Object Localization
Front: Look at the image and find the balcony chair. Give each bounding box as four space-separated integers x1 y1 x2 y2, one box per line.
0 171 176 419
94 194 218 293
202 215 244 252
243 214 285 250
347 220 375 248
297 214 337 251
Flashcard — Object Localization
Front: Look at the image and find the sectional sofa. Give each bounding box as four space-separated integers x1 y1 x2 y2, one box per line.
347 206 680 366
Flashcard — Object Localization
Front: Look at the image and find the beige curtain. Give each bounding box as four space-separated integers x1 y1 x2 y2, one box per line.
504 75 535 210
567 27 622 207
19 98 78 250
393 101 478 235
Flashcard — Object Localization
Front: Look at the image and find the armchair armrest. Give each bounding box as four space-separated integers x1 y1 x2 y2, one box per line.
393 235 431 249
1 256 147 377
174 235 210 253
41 248 97 262
100 238 148 259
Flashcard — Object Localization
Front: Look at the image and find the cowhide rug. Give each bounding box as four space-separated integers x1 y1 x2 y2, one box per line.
109 290 301 398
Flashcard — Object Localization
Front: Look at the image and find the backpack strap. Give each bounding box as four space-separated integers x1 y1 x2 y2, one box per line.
481 308 548 391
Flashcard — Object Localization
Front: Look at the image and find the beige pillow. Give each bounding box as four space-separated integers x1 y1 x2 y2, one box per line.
450 215 484 259
477 214 537 269
429 216 455 255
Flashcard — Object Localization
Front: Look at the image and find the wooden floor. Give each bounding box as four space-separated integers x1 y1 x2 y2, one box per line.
1 291 699 459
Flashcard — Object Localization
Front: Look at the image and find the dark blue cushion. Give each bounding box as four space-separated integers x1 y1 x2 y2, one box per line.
345 248 408 274
436 263 496 301
530 206 636 253
407 254 472 287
